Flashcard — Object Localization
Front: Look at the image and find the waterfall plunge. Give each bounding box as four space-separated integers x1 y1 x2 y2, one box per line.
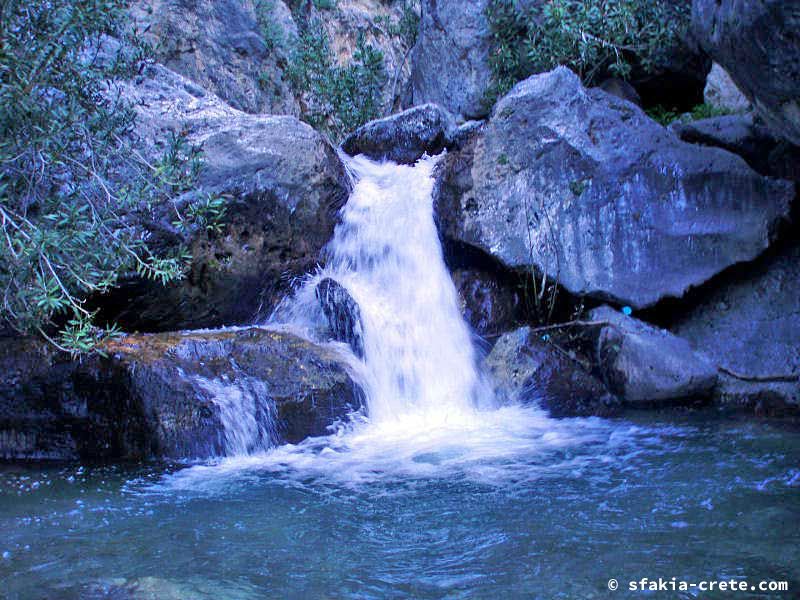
276 154 493 429
162 154 614 489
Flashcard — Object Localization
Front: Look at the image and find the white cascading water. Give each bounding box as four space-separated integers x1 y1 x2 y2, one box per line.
277 154 491 428
160 154 622 490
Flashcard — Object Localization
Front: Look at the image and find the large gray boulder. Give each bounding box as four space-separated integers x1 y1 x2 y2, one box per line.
672 242 800 411
341 104 456 164
129 0 298 115
692 0 800 145
411 0 493 120
485 326 618 417
97 65 350 331
435 67 794 309
588 306 718 405
0 329 362 461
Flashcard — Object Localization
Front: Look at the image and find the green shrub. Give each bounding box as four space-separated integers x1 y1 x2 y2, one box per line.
689 102 731 121
0 0 213 353
646 102 732 126
255 0 286 51
486 0 690 104
287 26 385 140
375 2 420 48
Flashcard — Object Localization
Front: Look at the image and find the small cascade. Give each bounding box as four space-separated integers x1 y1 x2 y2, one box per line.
274 154 493 428
194 376 278 456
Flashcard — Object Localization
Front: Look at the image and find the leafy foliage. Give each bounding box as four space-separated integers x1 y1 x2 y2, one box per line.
0 0 214 353
375 2 420 49
287 26 386 141
255 0 287 52
646 102 732 126
486 0 690 103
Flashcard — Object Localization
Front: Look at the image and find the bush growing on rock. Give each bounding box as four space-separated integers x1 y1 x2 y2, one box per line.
287 23 386 141
0 1 216 353
486 0 690 102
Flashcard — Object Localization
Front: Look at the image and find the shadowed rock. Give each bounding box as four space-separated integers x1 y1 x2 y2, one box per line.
94 65 350 332
342 104 456 164
692 0 800 145
315 278 365 358
485 326 618 418
588 306 718 405
672 241 800 412
0 329 362 461
671 114 800 182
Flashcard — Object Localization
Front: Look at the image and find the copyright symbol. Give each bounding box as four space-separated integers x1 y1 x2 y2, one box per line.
608 579 619 591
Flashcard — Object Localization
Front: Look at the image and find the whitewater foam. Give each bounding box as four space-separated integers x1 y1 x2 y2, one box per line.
156 154 622 490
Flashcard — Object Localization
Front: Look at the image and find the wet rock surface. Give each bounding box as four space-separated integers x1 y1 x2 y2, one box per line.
451 268 521 338
435 67 794 309
341 104 456 164
485 326 618 418
0 329 362 461
315 278 365 358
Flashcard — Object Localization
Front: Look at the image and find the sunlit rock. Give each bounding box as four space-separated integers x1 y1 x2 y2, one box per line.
435 67 794 309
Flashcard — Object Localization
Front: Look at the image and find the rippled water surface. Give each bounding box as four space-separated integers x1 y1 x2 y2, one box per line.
1 412 798 599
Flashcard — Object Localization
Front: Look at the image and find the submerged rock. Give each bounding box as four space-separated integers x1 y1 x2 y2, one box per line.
692 0 800 145
672 242 800 412
587 306 718 405
435 67 794 309
341 104 456 164
485 326 618 418
315 278 365 358
95 65 350 332
0 329 362 461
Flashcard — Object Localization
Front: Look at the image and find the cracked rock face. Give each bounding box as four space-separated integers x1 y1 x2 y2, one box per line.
129 0 299 115
411 0 494 120
435 67 794 309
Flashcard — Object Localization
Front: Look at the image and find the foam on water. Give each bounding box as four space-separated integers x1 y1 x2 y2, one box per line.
156 154 633 491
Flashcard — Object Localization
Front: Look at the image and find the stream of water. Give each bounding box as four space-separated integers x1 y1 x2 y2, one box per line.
1 156 798 598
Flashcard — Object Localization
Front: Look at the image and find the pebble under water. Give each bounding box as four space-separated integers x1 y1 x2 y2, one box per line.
1 412 798 599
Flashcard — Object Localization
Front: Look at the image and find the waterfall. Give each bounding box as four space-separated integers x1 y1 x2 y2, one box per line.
276 154 492 428
164 154 611 487
194 376 277 456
